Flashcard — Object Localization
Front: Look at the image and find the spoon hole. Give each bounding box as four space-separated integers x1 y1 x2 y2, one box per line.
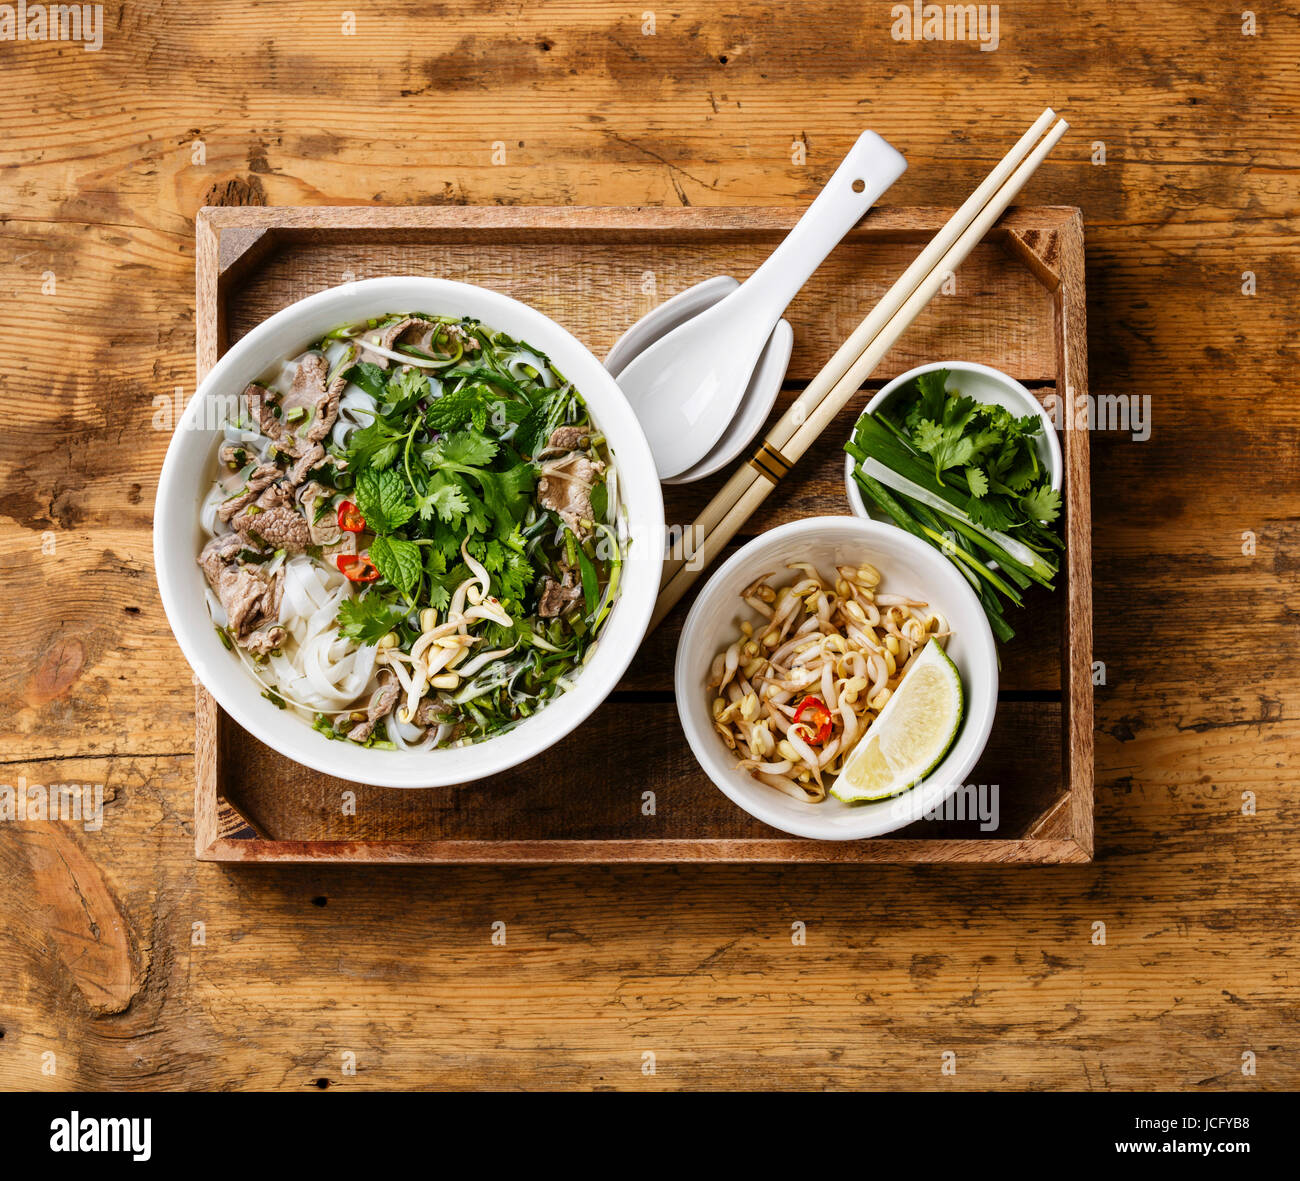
851 178 866 193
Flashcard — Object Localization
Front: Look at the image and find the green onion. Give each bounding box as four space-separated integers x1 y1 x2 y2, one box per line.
575 541 599 615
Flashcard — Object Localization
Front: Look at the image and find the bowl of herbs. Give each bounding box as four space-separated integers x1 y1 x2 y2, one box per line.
844 361 1062 643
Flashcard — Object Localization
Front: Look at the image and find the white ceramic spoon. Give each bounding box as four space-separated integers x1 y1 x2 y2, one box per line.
615 130 907 480
605 276 793 485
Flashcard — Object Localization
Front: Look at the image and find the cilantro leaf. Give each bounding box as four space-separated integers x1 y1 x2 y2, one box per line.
449 481 490 536
346 419 403 470
474 460 536 525
912 369 950 426
1021 484 1061 524
369 534 422 596
337 594 404 644
424 547 475 612
419 435 535 530
415 471 471 523
475 532 534 607
354 468 415 533
912 418 946 455
421 547 453 611
381 366 430 415
431 430 498 468
909 392 985 484
1000 450 1039 492
849 368 1062 641
964 494 1015 531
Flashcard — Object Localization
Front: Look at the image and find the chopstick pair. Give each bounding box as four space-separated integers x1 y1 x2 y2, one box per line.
651 108 1069 630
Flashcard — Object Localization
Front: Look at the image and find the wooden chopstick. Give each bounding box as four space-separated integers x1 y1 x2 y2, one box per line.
656 109 1059 596
651 112 1069 630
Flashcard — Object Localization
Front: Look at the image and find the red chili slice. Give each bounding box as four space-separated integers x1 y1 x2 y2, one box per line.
336 500 365 533
336 553 379 583
792 695 833 744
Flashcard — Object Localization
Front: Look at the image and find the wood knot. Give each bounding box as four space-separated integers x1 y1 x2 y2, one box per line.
203 175 267 207
27 637 86 706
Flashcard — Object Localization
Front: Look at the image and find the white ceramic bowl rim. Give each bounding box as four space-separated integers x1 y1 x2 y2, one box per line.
155 277 664 788
674 516 999 840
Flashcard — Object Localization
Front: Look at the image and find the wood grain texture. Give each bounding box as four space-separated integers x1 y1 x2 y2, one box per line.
192 204 1087 864
1 0 1297 1091
1054 210 1095 857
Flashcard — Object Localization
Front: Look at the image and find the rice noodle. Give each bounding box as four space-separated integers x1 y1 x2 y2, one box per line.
331 385 379 448
505 349 555 387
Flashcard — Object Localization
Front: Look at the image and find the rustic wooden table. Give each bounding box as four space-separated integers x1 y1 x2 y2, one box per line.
1 2 1295 1091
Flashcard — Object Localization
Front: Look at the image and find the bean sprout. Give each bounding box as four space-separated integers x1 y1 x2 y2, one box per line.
707 563 948 802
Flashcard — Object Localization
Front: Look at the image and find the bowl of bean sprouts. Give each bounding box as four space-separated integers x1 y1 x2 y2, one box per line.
674 516 998 839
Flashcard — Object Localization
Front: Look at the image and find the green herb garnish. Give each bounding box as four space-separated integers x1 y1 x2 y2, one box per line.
846 369 1061 642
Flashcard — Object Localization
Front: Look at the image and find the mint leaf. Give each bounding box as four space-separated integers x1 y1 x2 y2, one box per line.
426 384 502 432
369 534 422 596
354 468 415 532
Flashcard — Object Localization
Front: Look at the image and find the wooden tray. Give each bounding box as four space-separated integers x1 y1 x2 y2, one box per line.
193 205 1092 864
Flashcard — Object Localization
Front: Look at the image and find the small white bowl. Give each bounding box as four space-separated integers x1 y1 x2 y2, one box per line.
675 516 998 840
155 277 665 789
845 360 1061 520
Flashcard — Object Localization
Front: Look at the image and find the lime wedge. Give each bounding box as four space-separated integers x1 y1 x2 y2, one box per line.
830 639 964 804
